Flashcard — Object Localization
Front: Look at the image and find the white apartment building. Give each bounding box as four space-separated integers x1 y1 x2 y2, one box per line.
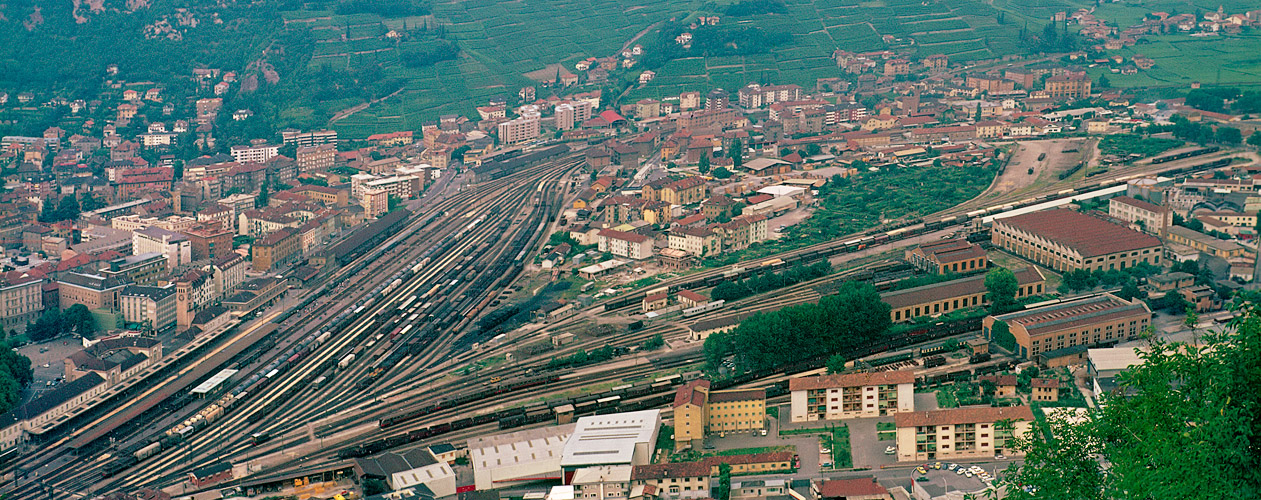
498 107 541 144
133 227 192 269
120 284 177 332
230 144 279 164
597 229 653 260
1108 195 1171 236
789 370 915 422
555 101 595 130
894 406 1034 462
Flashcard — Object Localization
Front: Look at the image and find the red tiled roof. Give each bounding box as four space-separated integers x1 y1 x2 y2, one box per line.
895 406 1034 428
673 380 710 408
631 461 711 480
1110 195 1165 214
818 478 889 498
677 289 706 303
977 374 1018 387
1031 377 1060 389
789 370 915 391
995 208 1162 258
709 388 764 403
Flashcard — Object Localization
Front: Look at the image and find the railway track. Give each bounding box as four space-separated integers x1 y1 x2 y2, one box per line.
18 156 582 496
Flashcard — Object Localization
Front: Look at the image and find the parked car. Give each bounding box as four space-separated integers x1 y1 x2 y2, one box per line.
884 446 896 455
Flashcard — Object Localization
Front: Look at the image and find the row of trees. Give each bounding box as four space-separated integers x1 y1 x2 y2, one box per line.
0 342 32 415
26 305 98 343
704 282 891 372
710 262 832 302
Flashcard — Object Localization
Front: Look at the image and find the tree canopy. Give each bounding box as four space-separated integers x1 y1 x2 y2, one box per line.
705 281 891 372
1000 313 1261 498
984 267 1019 314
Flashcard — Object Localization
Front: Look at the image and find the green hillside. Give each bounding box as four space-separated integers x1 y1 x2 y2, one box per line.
1 0 1259 139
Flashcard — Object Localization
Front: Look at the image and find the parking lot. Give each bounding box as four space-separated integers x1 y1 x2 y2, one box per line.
911 462 999 496
16 338 79 403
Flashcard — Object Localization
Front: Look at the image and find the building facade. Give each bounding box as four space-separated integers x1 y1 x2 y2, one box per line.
985 293 1152 359
894 406 1034 462
673 380 766 451
1108 196 1171 236
991 208 1163 273
790 371 914 422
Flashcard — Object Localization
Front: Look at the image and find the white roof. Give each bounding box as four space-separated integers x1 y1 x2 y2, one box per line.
191 368 238 394
578 259 630 274
1088 347 1146 372
570 465 632 485
756 185 806 197
560 409 660 467
547 485 576 500
469 424 575 489
743 157 790 171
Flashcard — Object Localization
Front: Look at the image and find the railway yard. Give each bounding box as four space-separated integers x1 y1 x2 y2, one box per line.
3 145 1252 499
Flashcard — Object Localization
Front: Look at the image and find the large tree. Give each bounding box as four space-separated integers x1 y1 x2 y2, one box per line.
984 267 1020 314
727 138 743 168
999 315 1261 498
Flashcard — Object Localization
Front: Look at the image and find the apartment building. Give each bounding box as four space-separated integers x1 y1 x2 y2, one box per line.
229 143 279 164
182 223 234 261
296 144 337 172
1044 74 1092 100
597 229 653 260
251 227 300 271
985 293 1152 359
630 462 711 500
120 284 177 332
498 110 541 145
991 208 1162 273
737 84 803 108
643 176 708 206
133 227 192 269
789 370 914 422
668 226 721 257
1107 196 1172 236
281 129 338 147
904 239 987 274
673 380 766 451
556 101 596 130
894 406 1034 462
0 274 43 331
881 267 1045 323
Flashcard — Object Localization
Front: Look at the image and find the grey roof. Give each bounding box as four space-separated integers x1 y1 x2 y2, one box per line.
136 226 189 242
59 272 127 291
2 372 106 421
357 448 439 477
122 284 176 301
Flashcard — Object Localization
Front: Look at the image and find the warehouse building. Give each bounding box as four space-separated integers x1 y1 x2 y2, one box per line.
881 267 1045 323
560 410 661 483
355 448 456 496
991 208 1162 273
984 293 1151 359
468 424 576 490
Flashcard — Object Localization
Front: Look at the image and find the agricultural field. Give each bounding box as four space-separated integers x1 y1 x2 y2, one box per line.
1085 34 1261 89
628 0 1020 102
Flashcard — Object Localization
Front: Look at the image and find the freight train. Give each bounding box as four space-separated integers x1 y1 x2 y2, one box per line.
346 315 987 460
